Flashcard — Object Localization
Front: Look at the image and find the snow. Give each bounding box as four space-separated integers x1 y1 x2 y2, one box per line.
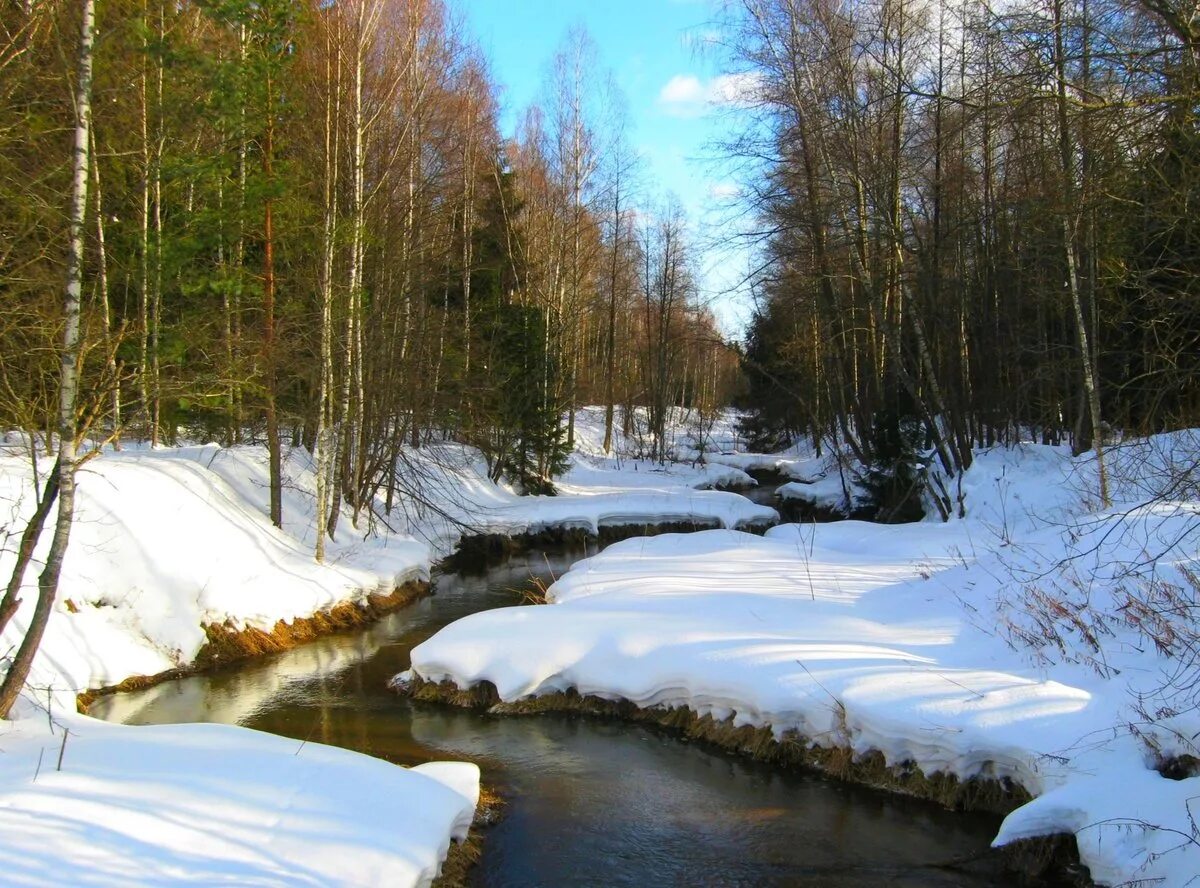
694 432 833 483
0 444 426 694
0 439 484 887
776 474 865 514
0 408 773 887
9 406 1198 884
0 713 478 887
0 419 773 701
407 433 1200 886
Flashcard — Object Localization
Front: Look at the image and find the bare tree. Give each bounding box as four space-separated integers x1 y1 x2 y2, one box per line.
0 0 94 718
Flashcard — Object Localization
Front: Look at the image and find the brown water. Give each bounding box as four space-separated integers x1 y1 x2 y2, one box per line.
91 545 1010 887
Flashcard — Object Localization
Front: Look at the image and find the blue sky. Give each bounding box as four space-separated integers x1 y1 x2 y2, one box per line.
459 0 755 336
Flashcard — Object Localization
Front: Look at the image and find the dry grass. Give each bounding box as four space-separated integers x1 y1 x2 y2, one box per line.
76 669 192 713
1158 753 1200 780
432 833 484 888
77 579 429 713
432 785 506 888
194 580 427 667
995 833 1096 886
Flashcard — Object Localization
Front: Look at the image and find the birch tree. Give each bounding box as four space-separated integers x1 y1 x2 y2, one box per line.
0 0 95 718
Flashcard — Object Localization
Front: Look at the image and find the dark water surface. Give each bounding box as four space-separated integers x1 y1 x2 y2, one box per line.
91 545 1007 887
738 482 782 507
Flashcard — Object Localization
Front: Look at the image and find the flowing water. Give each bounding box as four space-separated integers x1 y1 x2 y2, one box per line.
91 539 1010 886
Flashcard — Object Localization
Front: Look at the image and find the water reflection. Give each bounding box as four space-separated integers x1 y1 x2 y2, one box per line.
92 546 1004 887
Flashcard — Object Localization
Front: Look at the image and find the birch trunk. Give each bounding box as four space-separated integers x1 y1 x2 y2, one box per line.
314 26 341 562
0 0 94 718
1053 0 1108 505
603 181 621 454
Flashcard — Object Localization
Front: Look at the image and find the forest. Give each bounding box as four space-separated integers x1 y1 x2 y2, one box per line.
0 0 741 531
3 1 1200 883
6 0 1199 526
730 0 1200 517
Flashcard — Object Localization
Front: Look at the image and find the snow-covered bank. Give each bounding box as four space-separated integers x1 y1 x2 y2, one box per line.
0 712 477 887
405 436 1200 886
0 440 481 887
0 432 771 699
0 409 770 887
704 449 827 482
776 475 870 519
0 444 427 695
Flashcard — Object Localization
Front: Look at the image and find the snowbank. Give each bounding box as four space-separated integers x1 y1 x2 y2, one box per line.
0 712 477 887
0 441 488 888
0 433 772 699
407 435 1200 886
776 474 869 517
0 410 772 888
0 444 429 695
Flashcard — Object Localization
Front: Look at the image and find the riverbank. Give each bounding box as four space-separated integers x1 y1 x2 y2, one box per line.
75 577 432 714
397 674 1088 885
402 435 1200 887
0 412 775 885
0 713 479 887
0 429 771 705
87 544 1020 886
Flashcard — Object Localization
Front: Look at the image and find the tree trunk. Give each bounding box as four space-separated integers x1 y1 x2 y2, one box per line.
314 24 340 562
0 0 93 719
0 459 60 640
1053 0 1108 505
90 127 119 446
603 183 620 454
263 69 282 528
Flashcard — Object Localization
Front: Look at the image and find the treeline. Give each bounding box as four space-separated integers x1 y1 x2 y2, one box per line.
0 0 742 530
726 0 1199 514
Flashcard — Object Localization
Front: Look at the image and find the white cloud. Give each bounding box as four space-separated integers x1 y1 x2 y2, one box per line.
660 74 705 106
657 72 762 117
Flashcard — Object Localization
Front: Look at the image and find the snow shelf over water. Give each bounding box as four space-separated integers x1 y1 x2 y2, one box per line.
0 409 771 888
0 713 478 887
407 437 1200 887
0 436 772 697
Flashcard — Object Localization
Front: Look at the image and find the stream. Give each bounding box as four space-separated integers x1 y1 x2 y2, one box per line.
91 506 1013 886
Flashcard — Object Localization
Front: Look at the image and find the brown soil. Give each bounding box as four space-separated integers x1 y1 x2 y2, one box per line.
76 579 428 714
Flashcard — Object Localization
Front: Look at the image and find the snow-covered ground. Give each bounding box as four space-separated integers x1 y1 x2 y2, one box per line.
776 474 867 515
0 408 774 887
0 417 772 699
0 410 777 888
0 712 478 887
406 434 1200 886
705 449 828 482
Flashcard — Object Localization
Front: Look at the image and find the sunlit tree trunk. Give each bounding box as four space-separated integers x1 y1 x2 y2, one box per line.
263 60 282 528
0 0 94 719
